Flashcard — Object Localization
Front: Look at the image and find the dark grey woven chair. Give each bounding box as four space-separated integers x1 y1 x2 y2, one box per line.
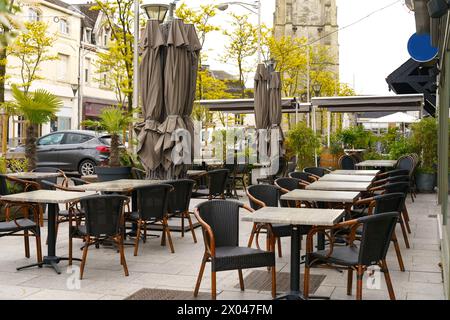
338 154 357 170
304 212 398 300
274 177 305 208
303 167 331 178
351 193 406 272
396 155 416 202
288 171 316 184
193 200 276 300
126 184 174 255
71 177 89 186
191 169 229 200
257 157 287 184
70 194 129 279
32 167 68 187
166 179 197 243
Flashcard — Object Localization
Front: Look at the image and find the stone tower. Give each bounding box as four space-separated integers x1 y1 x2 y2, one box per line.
274 0 339 76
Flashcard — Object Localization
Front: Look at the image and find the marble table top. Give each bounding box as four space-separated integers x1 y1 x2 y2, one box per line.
331 170 380 176
0 190 97 204
71 179 164 192
242 207 345 226
319 174 375 182
305 180 372 192
355 160 397 168
6 172 61 180
186 170 207 176
280 189 360 203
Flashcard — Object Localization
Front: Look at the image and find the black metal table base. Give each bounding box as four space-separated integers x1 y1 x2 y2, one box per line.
17 256 82 274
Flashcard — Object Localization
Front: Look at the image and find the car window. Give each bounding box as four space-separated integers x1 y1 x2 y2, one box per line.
99 136 111 146
37 133 64 146
63 133 92 145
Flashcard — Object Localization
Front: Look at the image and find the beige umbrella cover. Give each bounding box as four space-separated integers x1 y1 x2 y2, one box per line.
135 20 165 172
254 64 270 159
156 19 190 170
268 71 284 156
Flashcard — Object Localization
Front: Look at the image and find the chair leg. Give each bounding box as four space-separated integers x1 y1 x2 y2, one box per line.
194 254 208 297
303 265 310 299
277 237 282 258
381 260 395 300
133 220 142 256
211 271 217 300
68 227 73 266
356 265 364 300
39 205 44 227
347 269 353 296
398 216 410 249
35 232 42 264
185 211 197 243
118 236 129 277
247 223 257 247
402 207 411 234
271 265 277 298
79 236 90 280
238 269 245 291
23 230 30 258
392 232 405 272
163 217 175 253
181 213 185 238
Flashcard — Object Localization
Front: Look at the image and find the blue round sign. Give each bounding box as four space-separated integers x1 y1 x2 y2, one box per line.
407 33 438 62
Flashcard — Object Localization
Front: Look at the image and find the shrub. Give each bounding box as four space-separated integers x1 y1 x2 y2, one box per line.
285 121 320 170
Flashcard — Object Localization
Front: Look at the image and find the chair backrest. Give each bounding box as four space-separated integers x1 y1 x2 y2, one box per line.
382 169 410 178
131 168 146 180
339 155 356 170
33 167 60 185
382 182 410 195
247 184 279 209
274 177 300 192
288 171 312 183
357 212 399 265
386 175 410 183
235 163 248 175
0 174 9 196
207 169 229 197
396 155 414 174
80 195 128 238
372 193 405 214
286 161 297 174
166 179 195 214
135 184 173 220
304 167 330 177
224 163 236 175
277 157 288 176
195 200 243 247
71 177 88 186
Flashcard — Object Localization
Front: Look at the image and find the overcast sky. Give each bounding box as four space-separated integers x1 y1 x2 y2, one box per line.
66 0 416 95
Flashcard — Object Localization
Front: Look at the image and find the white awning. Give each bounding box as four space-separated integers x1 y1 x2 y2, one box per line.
369 112 419 123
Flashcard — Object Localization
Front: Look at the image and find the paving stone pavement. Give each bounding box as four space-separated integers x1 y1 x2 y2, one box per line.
0 192 444 300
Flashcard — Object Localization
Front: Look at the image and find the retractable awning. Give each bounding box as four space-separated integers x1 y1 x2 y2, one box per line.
195 98 311 114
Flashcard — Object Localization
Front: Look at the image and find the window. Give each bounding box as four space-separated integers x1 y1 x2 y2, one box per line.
57 54 69 81
37 133 64 146
84 58 91 84
84 28 92 43
59 19 69 34
63 133 92 145
103 73 107 86
28 8 40 22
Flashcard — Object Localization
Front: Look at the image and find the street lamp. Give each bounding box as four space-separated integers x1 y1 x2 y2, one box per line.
313 83 322 97
141 3 169 23
217 1 262 63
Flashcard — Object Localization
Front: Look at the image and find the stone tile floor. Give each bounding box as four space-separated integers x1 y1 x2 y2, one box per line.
0 192 444 300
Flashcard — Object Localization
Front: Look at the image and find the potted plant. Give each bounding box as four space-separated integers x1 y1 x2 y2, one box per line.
320 133 344 169
11 85 62 170
410 117 438 192
83 107 133 181
285 121 320 171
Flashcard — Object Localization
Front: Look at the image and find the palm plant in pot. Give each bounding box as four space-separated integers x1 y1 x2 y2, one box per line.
410 117 438 192
83 107 133 181
285 121 320 170
11 85 62 170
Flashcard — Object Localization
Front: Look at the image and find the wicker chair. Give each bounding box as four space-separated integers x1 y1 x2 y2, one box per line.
288 171 317 184
257 157 287 184
303 167 331 178
274 177 307 208
193 200 276 300
338 154 357 170
304 212 398 300
191 169 229 200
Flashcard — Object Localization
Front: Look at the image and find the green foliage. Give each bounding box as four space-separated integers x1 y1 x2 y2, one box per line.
388 136 413 160
329 133 344 155
0 156 5 173
285 121 320 170
410 117 438 173
337 126 375 149
0 0 22 48
12 85 62 124
82 107 132 135
364 151 387 160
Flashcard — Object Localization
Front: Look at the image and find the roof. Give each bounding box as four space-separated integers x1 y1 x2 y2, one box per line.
369 112 418 124
196 98 311 114
44 0 78 13
210 70 238 81
75 3 99 29
311 94 425 113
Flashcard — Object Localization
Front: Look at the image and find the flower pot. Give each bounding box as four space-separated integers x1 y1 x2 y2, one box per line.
415 172 436 193
320 149 341 169
94 166 131 182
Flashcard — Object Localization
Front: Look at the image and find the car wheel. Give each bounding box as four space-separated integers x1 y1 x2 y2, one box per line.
79 160 96 176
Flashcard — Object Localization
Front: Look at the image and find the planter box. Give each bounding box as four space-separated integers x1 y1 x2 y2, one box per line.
94 166 131 182
415 172 436 193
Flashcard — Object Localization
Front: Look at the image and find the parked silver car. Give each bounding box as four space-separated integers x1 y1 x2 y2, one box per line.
9 130 113 176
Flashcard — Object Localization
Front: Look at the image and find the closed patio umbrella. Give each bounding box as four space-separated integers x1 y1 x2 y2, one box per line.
135 20 165 173
254 64 270 160
268 71 284 157
156 19 190 174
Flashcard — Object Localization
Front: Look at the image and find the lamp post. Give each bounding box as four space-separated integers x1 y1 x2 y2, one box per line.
217 1 262 63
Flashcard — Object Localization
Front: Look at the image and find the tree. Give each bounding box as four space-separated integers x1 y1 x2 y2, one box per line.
11 85 62 170
222 13 258 98
8 21 58 93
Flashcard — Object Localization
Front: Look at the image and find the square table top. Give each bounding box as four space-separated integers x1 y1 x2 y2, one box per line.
305 181 372 192
6 172 61 180
0 190 97 204
280 189 360 203
186 170 207 176
71 179 164 192
331 170 380 176
319 174 375 182
242 207 345 226
355 160 397 168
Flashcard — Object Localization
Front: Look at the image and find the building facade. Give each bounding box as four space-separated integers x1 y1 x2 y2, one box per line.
4 0 116 147
274 0 339 76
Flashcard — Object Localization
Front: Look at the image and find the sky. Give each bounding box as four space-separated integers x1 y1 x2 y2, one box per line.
66 0 417 95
